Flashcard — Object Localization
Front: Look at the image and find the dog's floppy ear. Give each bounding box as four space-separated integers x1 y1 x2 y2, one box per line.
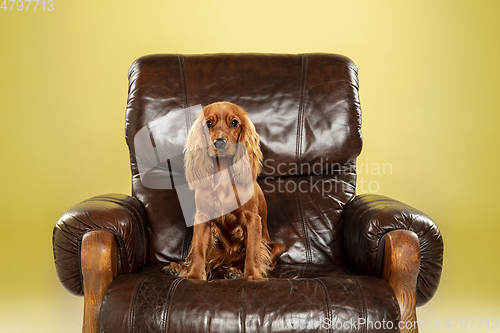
231 109 263 184
184 112 214 189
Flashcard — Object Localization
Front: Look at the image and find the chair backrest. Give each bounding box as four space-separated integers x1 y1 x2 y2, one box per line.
125 53 363 266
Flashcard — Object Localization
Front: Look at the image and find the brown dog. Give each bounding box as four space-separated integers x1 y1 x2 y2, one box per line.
163 102 286 280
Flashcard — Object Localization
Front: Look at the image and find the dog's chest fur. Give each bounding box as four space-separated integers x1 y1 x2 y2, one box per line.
207 171 245 245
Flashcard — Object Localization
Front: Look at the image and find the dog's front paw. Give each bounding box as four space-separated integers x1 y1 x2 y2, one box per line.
162 262 187 277
224 267 243 280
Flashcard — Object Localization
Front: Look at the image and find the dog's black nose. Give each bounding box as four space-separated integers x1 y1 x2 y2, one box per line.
214 138 227 150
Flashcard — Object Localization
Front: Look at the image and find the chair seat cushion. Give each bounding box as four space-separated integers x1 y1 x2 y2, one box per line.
100 264 400 333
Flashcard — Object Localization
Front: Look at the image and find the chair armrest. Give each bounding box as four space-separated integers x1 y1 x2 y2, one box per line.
52 194 148 296
342 194 443 306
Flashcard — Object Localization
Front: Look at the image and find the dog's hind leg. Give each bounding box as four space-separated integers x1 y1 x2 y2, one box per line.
268 242 287 268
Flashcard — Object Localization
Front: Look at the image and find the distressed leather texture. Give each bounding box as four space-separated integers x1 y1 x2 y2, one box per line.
100 264 400 333
52 53 444 332
342 194 444 307
53 194 148 295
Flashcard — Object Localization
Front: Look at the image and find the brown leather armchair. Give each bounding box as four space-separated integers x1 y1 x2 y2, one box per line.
53 54 443 333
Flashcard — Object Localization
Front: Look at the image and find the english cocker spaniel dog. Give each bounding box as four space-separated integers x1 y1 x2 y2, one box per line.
163 101 286 280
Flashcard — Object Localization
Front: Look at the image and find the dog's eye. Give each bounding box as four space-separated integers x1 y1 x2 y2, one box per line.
230 120 239 128
206 120 213 128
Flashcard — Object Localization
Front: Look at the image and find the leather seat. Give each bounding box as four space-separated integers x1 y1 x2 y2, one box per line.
53 53 444 333
100 264 399 332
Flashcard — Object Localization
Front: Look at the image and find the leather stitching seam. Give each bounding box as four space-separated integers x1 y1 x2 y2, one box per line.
315 278 333 333
163 277 184 333
293 177 311 264
129 274 149 333
296 53 308 169
352 277 367 333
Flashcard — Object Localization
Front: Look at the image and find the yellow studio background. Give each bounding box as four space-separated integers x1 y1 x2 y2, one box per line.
1 0 499 332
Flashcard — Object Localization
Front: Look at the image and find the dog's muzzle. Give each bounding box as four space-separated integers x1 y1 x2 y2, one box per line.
213 138 227 150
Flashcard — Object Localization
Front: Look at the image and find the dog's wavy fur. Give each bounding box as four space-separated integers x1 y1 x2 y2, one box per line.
163 101 286 280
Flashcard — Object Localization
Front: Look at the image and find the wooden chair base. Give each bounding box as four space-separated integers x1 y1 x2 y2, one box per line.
383 230 421 333
81 230 117 333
